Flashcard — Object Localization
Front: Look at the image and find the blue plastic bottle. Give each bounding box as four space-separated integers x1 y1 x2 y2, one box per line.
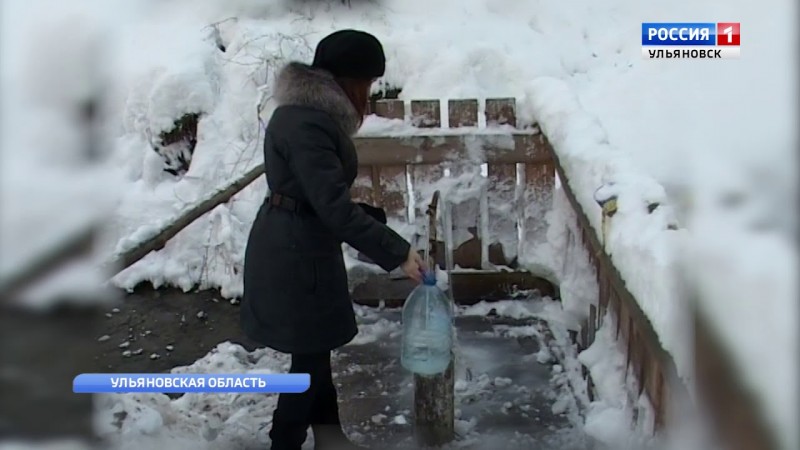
401 271 453 375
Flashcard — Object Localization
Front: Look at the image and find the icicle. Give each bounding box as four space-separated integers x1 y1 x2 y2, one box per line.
441 195 460 385
479 181 490 270
515 163 526 262
442 196 455 300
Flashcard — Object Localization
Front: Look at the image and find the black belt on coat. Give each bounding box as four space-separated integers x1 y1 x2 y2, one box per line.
269 194 387 224
267 193 314 215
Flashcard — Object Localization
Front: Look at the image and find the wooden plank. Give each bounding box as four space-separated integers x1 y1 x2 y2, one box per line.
648 358 665 429
525 162 554 198
485 100 519 267
486 163 517 265
485 98 524 265
588 304 597 346
409 100 444 230
485 98 517 127
598 274 610 327
371 99 408 221
444 100 478 173
579 318 589 350
411 164 443 232
448 99 478 128
522 161 555 250
639 343 650 397
410 100 441 128
628 323 640 384
624 316 634 375
375 166 408 221
617 290 629 344
633 326 645 396
613 290 623 339
350 271 557 306
374 99 405 120
414 359 455 446
445 99 484 269
350 166 375 204
353 133 551 166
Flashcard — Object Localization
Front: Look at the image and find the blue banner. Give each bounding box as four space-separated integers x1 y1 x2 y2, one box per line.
642 23 716 46
73 373 310 394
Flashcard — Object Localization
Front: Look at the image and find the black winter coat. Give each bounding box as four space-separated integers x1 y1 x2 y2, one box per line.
241 62 411 354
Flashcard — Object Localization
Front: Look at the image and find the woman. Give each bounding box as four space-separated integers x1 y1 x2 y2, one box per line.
241 30 426 450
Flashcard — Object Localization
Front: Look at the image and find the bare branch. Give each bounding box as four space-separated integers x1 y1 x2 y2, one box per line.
106 163 265 275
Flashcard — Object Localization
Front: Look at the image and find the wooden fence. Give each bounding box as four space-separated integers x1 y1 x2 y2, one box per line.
351 97 682 437
548 138 777 448
349 98 557 305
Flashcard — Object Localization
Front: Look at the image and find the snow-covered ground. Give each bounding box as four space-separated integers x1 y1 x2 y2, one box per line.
92 301 590 450
1 0 796 448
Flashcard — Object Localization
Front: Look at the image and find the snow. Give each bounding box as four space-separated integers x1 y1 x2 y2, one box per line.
460 299 546 320
0 0 137 307
348 318 401 345
360 115 524 137
0 442 91 450
520 77 694 383
90 307 589 449
578 314 651 448
687 214 798 450
94 343 290 449
391 415 408 425
2 0 795 447
519 186 598 319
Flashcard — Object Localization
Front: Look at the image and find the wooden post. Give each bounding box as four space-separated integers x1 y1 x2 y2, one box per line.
414 362 455 446
413 190 455 447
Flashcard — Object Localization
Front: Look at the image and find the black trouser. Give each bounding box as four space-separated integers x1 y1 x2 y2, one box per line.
270 351 345 450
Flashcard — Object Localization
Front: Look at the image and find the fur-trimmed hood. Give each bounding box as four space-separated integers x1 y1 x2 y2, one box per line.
273 62 361 136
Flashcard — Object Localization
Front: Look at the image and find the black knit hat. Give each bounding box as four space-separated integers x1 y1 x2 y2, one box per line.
312 29 386 79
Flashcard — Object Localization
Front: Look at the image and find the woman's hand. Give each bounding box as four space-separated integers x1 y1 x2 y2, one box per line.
400 248 427 283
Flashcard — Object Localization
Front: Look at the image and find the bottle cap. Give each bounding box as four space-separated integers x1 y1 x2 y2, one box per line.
421 270 437 286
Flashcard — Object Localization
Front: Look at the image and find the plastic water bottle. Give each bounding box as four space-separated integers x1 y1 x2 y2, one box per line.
401 271 453 375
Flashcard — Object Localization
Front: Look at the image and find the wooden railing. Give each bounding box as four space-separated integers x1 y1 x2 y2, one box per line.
549 147 680 430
